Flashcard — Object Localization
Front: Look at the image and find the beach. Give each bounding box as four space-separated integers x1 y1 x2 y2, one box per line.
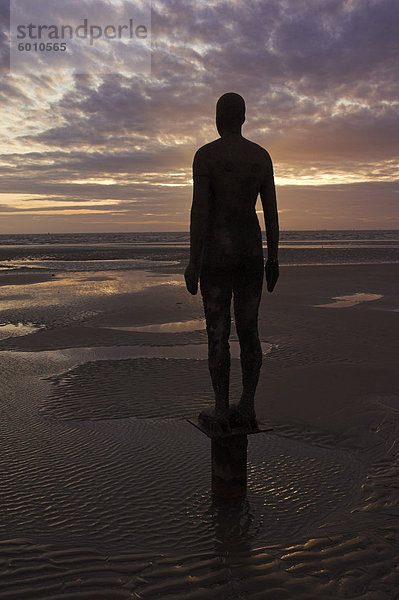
1 259 399 599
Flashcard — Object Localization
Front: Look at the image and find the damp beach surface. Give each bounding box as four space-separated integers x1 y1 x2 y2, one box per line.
0 262 399 599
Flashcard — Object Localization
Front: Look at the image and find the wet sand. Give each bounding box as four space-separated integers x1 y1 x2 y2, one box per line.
0 263 398 599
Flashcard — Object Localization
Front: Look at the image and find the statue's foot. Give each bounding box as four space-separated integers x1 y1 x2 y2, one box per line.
215 413 231 436
229 403 243 428
199 407 231 436
229 402 259 431
242 413 259 431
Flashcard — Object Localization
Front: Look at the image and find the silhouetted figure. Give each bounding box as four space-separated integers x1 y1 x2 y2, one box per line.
185 92 279 433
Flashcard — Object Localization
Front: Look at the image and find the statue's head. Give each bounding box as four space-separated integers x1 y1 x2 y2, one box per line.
216 92 246 136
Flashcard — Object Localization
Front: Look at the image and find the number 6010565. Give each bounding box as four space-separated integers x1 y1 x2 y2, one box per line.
18 42 67 51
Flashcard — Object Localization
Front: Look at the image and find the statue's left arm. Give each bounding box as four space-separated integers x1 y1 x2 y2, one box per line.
260 152 279 292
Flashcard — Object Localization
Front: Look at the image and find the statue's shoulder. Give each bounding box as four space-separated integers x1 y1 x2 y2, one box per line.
243 138 272 162
194 139 221 157
192 140 220 173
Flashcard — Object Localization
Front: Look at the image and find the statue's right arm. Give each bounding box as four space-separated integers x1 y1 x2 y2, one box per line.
185 149 210 294
188 149 210 271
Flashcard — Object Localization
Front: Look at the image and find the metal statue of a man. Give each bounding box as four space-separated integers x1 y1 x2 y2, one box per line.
185 92 279 434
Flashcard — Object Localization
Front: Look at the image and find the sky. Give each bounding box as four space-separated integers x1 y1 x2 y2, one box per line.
0 0 398 233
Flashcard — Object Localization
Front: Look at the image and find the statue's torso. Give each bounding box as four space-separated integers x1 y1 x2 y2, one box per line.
196 136 272 269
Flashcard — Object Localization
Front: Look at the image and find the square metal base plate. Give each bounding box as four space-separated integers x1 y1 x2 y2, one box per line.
187 416 273 439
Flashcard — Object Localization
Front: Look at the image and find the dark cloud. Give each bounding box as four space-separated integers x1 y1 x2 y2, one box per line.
1 0 398 231
276 180 399 228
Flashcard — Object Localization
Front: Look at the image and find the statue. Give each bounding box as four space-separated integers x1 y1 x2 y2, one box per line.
185 92 279 435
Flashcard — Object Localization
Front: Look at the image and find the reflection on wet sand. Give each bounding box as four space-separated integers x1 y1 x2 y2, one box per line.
314 292 383 308
0 269 184 310
105 318 205 333
0 321 43 340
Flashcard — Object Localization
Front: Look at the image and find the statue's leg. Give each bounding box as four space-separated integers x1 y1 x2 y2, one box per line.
200 269 232 422
233 260 264 426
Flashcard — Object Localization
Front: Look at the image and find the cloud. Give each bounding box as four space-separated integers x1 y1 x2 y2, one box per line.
0 0 398 231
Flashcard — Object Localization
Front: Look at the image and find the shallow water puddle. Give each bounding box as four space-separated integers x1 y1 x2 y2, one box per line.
6 258 180 272
314 292 383 308
4 341 272 363
0 269 184 310
105 319 205 333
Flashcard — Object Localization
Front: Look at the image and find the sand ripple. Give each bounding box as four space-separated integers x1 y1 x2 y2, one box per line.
2 340 399 598
1 411 365 554
41 358 236 420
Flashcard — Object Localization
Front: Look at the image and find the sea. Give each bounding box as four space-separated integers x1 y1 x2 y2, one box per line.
0 230 399 272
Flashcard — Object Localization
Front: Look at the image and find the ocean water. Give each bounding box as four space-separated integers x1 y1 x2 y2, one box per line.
0 230 398 272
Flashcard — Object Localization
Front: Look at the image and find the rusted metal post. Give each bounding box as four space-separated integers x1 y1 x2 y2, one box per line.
188 416 272 500
211 434 247 499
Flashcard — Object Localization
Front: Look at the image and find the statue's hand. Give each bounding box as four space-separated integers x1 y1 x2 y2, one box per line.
184 263 199 295
265 259 279 293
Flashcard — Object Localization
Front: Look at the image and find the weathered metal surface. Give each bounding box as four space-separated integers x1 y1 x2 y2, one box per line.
188 416 273 499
